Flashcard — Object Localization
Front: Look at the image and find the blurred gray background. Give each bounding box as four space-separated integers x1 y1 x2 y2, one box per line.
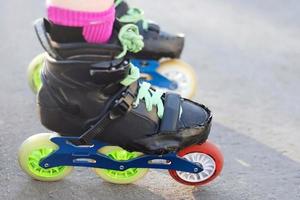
0 0 300 199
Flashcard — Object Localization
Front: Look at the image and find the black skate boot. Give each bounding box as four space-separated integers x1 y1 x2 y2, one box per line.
34 19 211 154
18 18 223 186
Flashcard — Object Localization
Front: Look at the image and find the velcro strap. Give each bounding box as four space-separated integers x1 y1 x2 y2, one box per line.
159 93 181 134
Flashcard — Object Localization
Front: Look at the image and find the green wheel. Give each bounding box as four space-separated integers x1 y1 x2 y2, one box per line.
27 53 45 94
94 146 148 184
18 133 73 181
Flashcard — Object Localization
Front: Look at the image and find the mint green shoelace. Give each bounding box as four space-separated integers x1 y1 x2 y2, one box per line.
115 1 163 118
118 8 149 30
134 82 164 118
121 65 164 118
116 24 144 59
114 0 123 7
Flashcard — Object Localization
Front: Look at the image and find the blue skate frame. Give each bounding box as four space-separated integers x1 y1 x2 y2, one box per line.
131 59 178 90
40 136 203 174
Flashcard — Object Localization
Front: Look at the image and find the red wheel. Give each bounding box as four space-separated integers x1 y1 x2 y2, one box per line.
169 141 224 186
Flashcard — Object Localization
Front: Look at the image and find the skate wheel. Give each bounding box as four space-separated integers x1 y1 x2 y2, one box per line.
27 53 45 94
94 146 149 184
157 59 197 99
169 141 224 186
18 133 73 181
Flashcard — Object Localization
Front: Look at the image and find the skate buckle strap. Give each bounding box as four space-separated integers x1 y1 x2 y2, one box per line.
78 84 137 145
159 93 182 134
110 85 136 119
90 59 130 85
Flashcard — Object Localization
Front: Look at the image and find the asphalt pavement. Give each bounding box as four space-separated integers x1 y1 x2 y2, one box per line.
0 0 300 199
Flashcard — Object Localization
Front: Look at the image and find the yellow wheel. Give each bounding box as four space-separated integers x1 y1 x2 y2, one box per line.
27 53 45 94
94 146 149 184
157 59 197 99
18 133 73 181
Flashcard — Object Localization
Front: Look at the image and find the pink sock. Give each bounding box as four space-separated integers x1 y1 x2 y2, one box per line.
47 5 115 44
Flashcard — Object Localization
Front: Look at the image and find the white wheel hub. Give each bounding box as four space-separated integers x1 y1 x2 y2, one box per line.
160 69 191 97
176 153 216 183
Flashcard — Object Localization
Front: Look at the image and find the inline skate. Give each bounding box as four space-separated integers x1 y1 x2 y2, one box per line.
27 1 197 98
18 19 223 185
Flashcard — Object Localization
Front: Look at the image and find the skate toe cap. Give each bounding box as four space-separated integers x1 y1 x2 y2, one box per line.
180 99 212 128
